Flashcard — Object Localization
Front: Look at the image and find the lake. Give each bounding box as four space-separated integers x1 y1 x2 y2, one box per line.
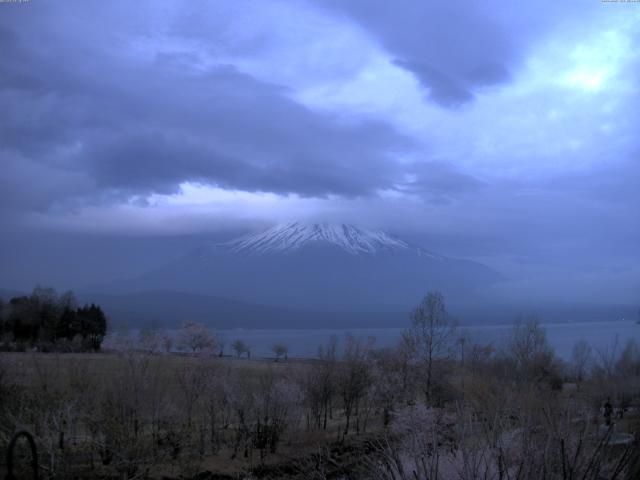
209 320 639 360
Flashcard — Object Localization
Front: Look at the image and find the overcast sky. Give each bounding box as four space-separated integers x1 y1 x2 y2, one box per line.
0 1 638 303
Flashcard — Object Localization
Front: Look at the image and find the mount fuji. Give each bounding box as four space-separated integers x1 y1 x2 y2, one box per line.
221 222 432 256
96 223 503 327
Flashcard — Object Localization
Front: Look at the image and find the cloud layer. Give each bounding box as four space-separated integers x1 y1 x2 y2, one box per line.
0 0 639 302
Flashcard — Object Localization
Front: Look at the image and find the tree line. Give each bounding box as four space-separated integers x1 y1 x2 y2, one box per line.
0 291 638 479
0 287 107 352
121 320 291 361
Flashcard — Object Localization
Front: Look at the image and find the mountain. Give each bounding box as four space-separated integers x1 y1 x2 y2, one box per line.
222 222 433 256
96 223 503 326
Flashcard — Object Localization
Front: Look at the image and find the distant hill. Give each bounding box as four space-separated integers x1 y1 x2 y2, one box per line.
90 223 640 328
101 222 503 318
81 290 381 329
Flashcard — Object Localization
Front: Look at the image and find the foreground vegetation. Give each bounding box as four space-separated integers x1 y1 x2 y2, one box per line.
0 292 639 479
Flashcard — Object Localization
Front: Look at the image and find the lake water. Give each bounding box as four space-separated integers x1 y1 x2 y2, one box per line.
204 320 638 360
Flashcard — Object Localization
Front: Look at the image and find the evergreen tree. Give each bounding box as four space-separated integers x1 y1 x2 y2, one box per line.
2 288 108 351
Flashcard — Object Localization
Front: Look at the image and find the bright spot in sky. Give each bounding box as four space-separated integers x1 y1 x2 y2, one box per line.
563 68 608 91
557 29 629 93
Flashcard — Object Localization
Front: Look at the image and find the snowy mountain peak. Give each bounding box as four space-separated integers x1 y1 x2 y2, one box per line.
221 222 430 256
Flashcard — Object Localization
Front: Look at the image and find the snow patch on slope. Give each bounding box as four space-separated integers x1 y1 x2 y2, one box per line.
221 222 437 257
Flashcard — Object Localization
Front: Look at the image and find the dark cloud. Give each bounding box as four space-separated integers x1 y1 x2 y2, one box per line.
0 0 638 305
393 60 473 107
315 0 597 107
0 3 411 215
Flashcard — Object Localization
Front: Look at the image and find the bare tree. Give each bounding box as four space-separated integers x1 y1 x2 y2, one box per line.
272 343 288 361
252 369 301 459
138 326 160 353
161 332 174 353
298 336 338 431
593 335 620 380
505 315 558 386
338 334 374 435
615 338 640 377
216 332 226 357
92 351 157 478
571 339 592 387
178 321 215 353
403 291 456 403
371 345 415 426
232 339 249 358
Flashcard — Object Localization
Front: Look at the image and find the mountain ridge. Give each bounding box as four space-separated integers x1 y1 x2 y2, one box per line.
217 222 439 257
95 221 503 317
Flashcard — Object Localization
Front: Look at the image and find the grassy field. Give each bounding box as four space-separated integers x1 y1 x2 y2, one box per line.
1 334 639 479
0 351 385 479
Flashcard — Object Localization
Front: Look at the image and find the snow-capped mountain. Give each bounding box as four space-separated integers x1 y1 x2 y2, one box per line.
221 222 437 257
105 222 503 327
